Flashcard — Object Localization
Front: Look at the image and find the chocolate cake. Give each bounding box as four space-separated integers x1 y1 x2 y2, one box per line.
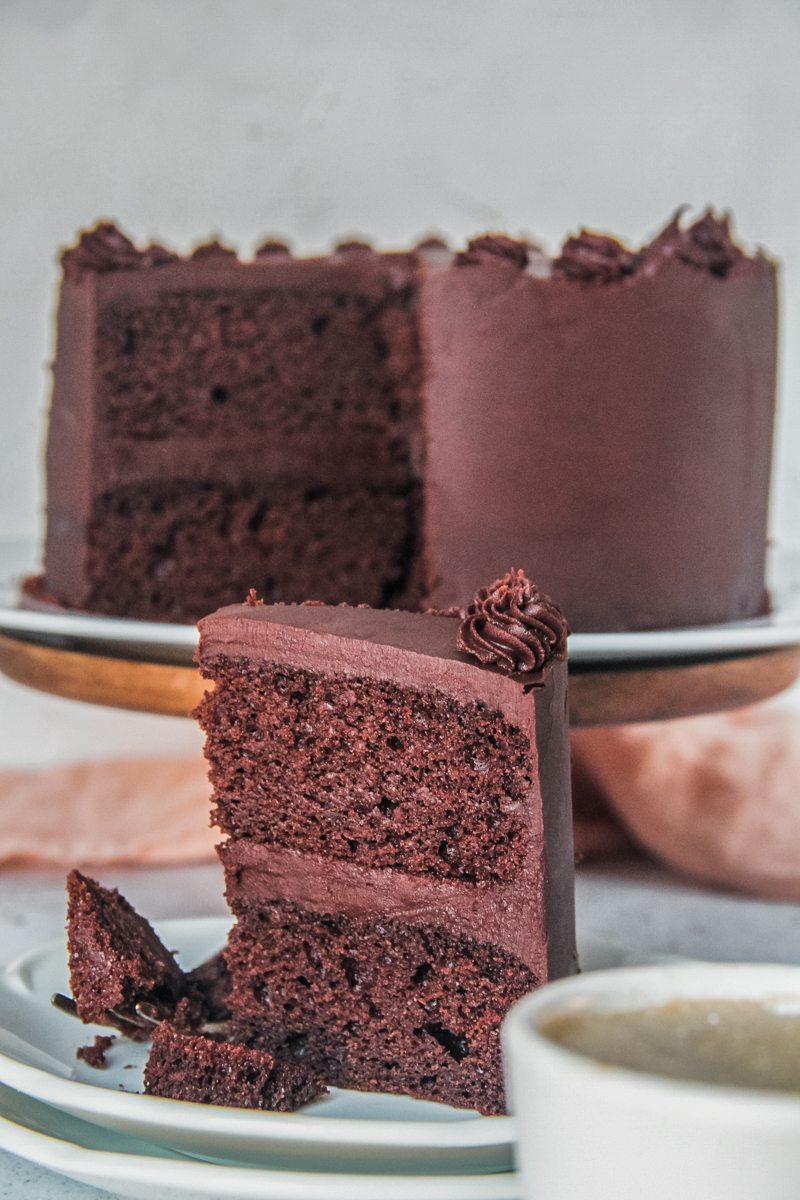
66 870 230 1035
196 571 576 1114
43 210 777 632
66 870 184 1037
76 1034 115 1068
144 1022 327 1110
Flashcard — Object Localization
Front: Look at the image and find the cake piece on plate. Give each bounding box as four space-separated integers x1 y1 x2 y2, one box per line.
196 570 576 1114
66 870 230 1035
66 870 185 1038
144 1022 327 1110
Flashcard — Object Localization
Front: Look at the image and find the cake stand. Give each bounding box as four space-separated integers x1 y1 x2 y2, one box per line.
1 581 799 726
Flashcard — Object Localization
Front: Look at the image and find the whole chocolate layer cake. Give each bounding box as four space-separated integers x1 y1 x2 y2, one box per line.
43 211 778 631
196 572 576 1114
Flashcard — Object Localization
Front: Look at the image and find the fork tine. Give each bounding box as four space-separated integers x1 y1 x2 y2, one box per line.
51 992 78 1016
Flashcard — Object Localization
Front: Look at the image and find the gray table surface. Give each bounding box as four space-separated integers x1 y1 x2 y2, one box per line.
2 857 800 1197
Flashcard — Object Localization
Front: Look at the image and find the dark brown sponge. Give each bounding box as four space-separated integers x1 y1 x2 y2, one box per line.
197 659 533 883
66 871 184 1037
143 1021 327 1110
85 481 421 622
224 900 538 1114
95 282 421 448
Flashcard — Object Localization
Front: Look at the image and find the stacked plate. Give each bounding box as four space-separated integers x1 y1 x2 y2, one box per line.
0 917 649 1200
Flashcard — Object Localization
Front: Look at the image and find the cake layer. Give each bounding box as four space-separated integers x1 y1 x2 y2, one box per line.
224 897 538 1114
94 276 420 455
220 839 557 978
81 480 420 621
200 656 534 883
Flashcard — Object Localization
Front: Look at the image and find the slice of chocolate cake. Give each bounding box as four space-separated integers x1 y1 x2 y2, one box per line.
66 870 185 1037
196 571 576 1114
144 1022 327 1111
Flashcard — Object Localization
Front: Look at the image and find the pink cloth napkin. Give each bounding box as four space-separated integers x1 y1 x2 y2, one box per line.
572 704 800 900
0 756 216 866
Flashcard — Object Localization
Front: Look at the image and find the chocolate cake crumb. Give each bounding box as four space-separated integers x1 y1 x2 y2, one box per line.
66 871 185 1037
144 1022 327 1111
76 1034 116 1069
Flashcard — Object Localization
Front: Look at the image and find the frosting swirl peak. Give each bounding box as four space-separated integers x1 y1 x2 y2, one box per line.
457 570 569 675
456 235 530 269
554 231 641 283
61 223 178 280
647 208 743 277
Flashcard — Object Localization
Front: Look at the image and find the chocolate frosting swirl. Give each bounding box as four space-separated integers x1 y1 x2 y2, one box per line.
554 231 641 283
456 235 530 269
647 208 743 277
334 239 374 255
61 223 178 281
191 240 238 260
457 569 569 675
254 238 292 258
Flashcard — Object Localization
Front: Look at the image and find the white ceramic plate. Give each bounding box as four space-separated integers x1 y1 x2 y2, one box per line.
0 918 659 1175
0 1083 520 1200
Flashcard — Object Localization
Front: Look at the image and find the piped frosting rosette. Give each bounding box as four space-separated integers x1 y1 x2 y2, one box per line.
457 568 569 675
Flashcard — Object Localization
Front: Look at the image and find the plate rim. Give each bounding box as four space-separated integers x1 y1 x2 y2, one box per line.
0 1087 520 1199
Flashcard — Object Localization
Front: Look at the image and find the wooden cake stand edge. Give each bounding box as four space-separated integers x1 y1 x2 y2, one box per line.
0 632 798 726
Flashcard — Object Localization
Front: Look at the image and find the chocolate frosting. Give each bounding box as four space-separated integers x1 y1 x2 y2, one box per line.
61 223 178 280
190 240 238 260
455 235 529 269
254 238 292 258
554 231 641 283
457 570 569 674
415 235 449 251
334 239 374 255
647 208 743 277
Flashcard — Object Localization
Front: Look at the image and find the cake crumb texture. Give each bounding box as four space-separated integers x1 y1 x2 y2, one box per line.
66 870 184 1036
198 658 534 883
224 900 538 1115
76 1034 116 1069
143 1021 327 1111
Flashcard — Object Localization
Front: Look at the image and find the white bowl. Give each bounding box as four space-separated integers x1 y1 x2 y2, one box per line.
502 963 800 1200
